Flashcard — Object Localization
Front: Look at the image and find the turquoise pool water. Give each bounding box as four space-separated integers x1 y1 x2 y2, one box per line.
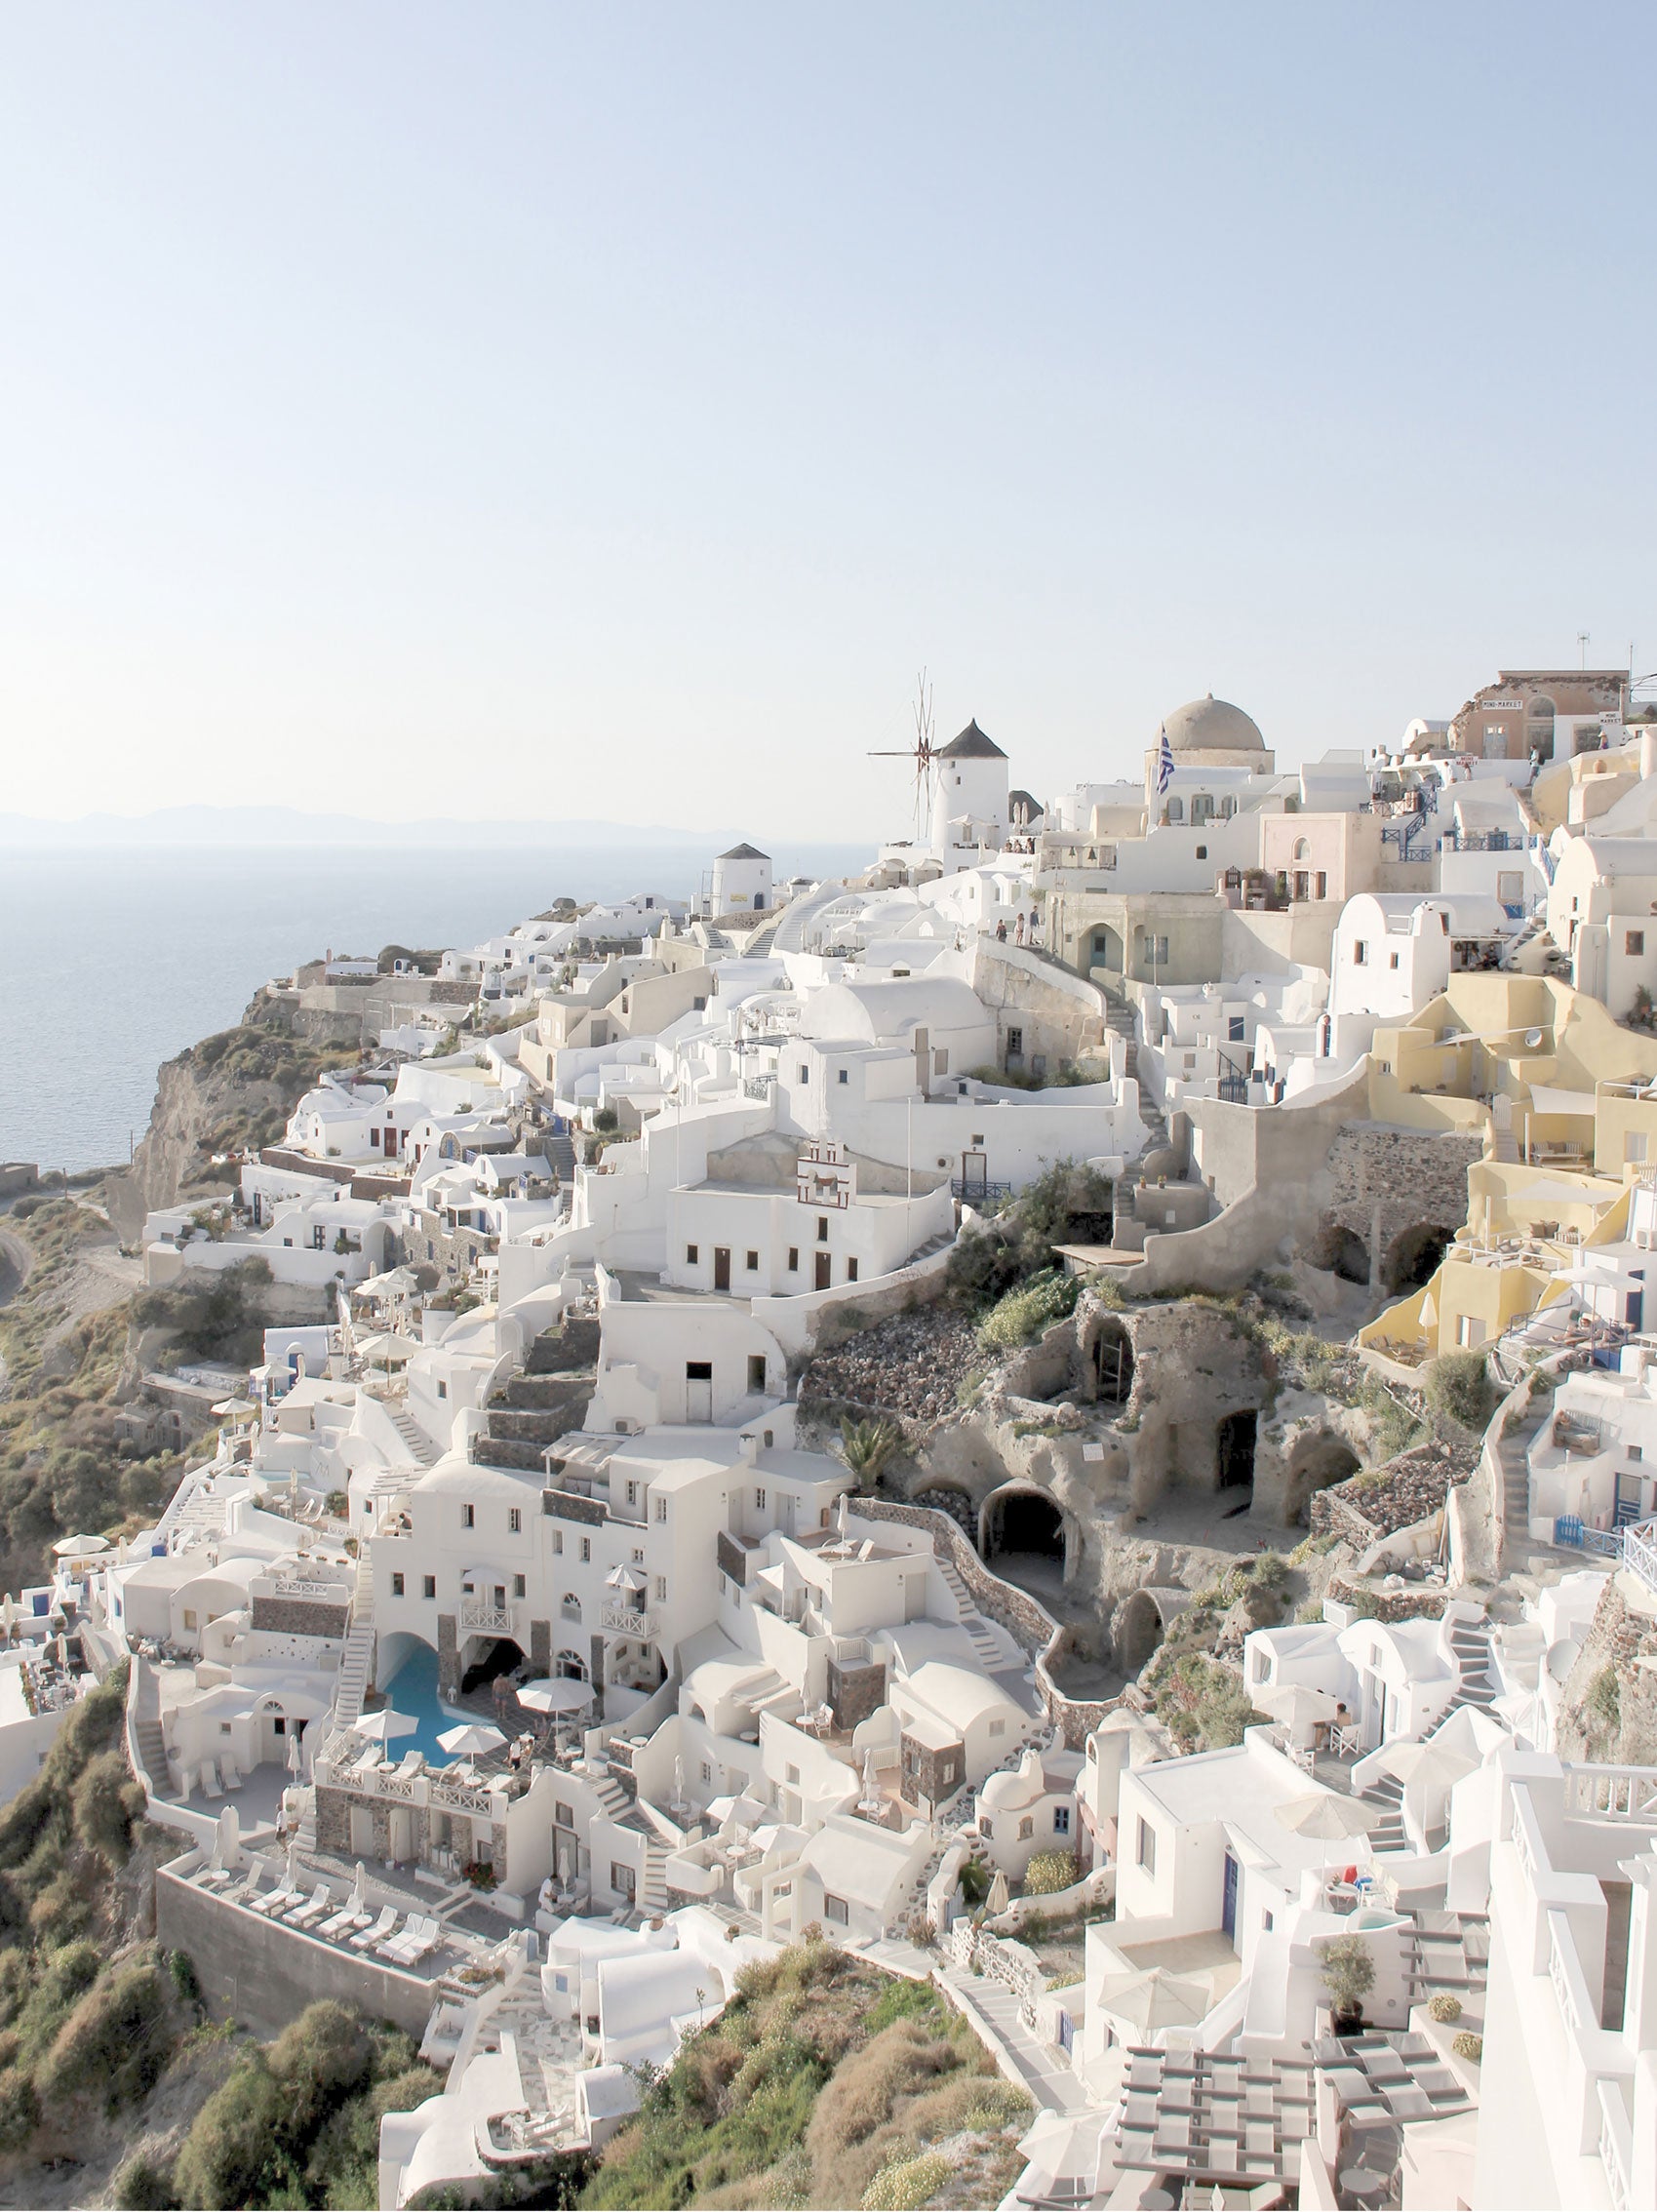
378 1644 472 1765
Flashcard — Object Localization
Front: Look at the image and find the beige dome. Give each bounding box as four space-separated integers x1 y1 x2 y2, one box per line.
1160 693 1265 753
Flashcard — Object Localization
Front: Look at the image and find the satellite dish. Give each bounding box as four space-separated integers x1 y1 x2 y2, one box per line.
1524 1028 1544 1049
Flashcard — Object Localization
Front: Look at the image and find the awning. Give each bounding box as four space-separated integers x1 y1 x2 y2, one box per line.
1527 1086 1598 1118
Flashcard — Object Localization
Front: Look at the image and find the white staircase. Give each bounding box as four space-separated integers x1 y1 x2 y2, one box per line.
1446 1621 1498 1715
936 1554 1023 1673
388 1406 439 1468
333 1549 377 1729
1359 1770 1407 1853
641 1837 672 1915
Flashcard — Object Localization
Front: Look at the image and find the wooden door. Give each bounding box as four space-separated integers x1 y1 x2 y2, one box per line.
714 1247 731 1291
814 1251 832 1290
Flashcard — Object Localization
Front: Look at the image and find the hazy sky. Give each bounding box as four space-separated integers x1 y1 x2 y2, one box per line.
2 5 1652 840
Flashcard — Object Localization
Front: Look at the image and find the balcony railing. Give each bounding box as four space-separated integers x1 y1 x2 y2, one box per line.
459 1600 516 1636
601 1603 658 1637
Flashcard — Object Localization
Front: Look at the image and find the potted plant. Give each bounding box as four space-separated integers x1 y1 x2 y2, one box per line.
1320 1932 1376 2037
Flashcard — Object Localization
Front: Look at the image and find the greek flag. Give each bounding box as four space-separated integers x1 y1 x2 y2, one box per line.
1156 726 1175 796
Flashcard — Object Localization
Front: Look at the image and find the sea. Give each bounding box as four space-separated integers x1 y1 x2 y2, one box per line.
0 842 868 1175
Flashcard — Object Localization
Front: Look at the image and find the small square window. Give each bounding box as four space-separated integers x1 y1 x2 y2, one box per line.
1631 931 1647 957
1053 1806 1070 1834
1018 1816 1034 1840
686 1244 698 1265
847 1257 858 1281
817 1217 829 1241
509 1507 522 1533
553 1531 563 1556
1195 845 1207 860
823 1893 849 1925
422 1575 436 1599
1136 1816 1157 1876
654 1574 667 1600
461 1503 474 1528
1389 951 1400 969
513 1573 526 1598
838 1068 848 1085
798 1065 809 1084
654 1498 668 1522
748 1354 767 1393
745 1249 759 1270
580 1536 591 1561
787 1246 799 1271
391 1572 405 1598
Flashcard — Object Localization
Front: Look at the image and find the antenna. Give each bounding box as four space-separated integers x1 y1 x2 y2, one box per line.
1579 630 1591 670
868 670 937 839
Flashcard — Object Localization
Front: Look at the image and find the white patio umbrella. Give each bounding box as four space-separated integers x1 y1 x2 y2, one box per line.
347 1861 367 1915
438 1720 507 1759
349 1708 418 1747
604 1564 647 1592
1256 1682 1343 1739
1095 1966 1210 2037
985 1869 1011 1916
52 1533 110 1557
1376 1739 1478 1792
1278 1792 1376 1843
287 1729 304 1775
217 1801 240 1860
516 1678 593 1716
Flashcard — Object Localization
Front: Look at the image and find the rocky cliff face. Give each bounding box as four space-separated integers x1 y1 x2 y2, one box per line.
105 1008 358 1240
1556 1573 1657 1765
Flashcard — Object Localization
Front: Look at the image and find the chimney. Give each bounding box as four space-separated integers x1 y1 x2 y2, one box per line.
1640 729 1657 782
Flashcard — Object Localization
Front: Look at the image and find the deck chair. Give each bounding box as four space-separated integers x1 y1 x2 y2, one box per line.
318 1901 371 1939
250 1876 302 1916
351 1907 397 1952
199 1758 222 1799
231 1852 270 1904
219 1758 243 1791
287 1884 333 1927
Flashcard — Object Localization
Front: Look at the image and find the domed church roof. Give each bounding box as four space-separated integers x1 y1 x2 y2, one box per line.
1160 693 1265 753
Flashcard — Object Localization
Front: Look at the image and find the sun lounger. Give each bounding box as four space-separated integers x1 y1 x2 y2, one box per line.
318 1903 370 1938
249 1878 301 1916
286 1884 333 1927
220 1758 243 1791
231 1853 269 1904
199 1758 222 1799
352 1907 398 1952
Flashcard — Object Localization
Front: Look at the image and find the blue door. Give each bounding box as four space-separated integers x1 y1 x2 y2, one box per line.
1222 1851 1239 1939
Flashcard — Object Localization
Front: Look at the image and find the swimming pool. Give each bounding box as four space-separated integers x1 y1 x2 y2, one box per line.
378 1644 473 1765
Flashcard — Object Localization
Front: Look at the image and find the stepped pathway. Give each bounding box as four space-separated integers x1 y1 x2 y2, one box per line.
1103 991 1165 1151
332 1551 377 1730
936 1553 1025 1674
1495 1411 1582 1577
1358 1770 1407 1854
544 1131 576 1184
1445 1620 1499 1717
388 1406 440 1469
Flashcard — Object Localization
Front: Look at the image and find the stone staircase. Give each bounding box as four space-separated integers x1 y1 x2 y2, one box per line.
1104 991 1165 1151
1359 1769 1407 1854
130 1659 171 1795
545 1131 577 1184
935 1554 1023 1673
640 1837 672 1916
476 1319 599 1472
1446 1620 1499 1715
387 1405 439 1468
1401 1910 1489 2001
333 1550 377 1730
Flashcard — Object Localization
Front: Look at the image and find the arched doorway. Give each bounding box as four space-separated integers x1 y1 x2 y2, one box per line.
1092 1320 1134 1404
1114 1590 1164 1678
1387 1222 1453 1293
1217 1411 1256 1499
1307 1224 1370 1284
1089 926 1124 974
1283 1435 1362 1526
460 1636 525 1696
982 1486 1068 1592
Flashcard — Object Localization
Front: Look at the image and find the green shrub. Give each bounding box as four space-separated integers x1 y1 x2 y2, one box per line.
172 2058 287 2211
1022 1851 1078 1896
0 2067 40 2153
1319 1934 1376 2017
1451 2031 1482 2063
1423 1351 1497 1434
110 2151 178 2209
977 1269 1081 1351
1428 1993 1462 2023
35 1955 176 2111
862 2151 951 2209
267 2000 375 2142
71 1747 147 1866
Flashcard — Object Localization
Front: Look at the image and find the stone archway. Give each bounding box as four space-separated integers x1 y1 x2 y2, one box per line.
1306 1224 1370 1284
1217 1410 1257 1498
981 1483 1070 1594
1387 1222 1454 1293
1283 1434 1361 1526
1114 1590 1165 1678
460 1636 525 1696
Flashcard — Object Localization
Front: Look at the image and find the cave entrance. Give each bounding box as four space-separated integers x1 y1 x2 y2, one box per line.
983 1487 1068 1592
1284 1436 1361 1527
1093 1320 1134 1405
1388 1222 1454 1294
1307 1224 1371 1284
1217 1411 1257 1498
1114 1590 1164 1679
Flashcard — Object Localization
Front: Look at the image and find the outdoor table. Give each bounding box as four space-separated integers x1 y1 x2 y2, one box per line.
1341 2167 1387 2200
